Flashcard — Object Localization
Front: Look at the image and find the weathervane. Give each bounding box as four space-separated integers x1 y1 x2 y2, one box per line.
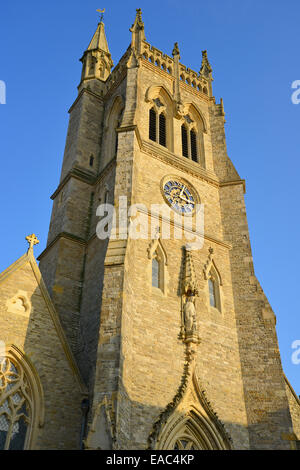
96 8 105 22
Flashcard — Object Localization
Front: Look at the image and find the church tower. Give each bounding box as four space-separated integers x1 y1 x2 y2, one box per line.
37 10 300 450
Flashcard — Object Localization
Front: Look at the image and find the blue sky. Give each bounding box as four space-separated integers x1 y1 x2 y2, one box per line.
0 0 299 396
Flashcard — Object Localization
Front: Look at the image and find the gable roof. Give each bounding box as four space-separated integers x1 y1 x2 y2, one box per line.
0 248 88 396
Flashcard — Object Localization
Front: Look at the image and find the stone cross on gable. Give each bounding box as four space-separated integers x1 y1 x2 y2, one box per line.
25 234 39 251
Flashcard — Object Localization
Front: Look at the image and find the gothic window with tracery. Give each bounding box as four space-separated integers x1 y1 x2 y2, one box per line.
149 100 167 148
181 116 199 162
180 110 206 166
173 438 200 450
0 357 32 450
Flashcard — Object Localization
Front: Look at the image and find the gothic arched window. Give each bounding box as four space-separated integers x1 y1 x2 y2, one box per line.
182 121 199 162
180 109 206 167
174 437 201 450
152 256 160 289
0 347 44 451
149 101 167 148
208 278 216 308
149 238 168 295
208 269 221 312
0 357 31 450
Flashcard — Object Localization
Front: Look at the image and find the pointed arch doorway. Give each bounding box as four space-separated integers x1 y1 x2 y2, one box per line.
149 373 232 450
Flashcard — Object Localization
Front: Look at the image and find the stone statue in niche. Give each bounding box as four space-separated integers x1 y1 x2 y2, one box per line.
184 294 197 335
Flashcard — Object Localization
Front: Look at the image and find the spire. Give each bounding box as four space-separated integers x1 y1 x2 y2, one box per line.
200 50 212 77
87 21 110 53
130 8 146 56
80 16 113 84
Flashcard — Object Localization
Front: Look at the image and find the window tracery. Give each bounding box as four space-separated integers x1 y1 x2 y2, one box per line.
149 102 167 148
0 357 32 450
180 106 206 167
173 437 201 450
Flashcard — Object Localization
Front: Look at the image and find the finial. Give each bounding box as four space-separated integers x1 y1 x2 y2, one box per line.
130 7 145 31
26 234 39 252
96 8 105 23
172 42 180 58
130 8 146 54
200 50 212 77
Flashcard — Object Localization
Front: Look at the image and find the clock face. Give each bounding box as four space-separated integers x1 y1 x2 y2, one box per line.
163 180 196 214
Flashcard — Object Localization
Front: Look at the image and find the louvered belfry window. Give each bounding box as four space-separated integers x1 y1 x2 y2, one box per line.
149 108 157 142
181 125 188 157
159 113 166 147
190 129 198 162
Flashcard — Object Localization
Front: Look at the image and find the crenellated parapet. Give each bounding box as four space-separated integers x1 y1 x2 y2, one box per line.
140 41 212 98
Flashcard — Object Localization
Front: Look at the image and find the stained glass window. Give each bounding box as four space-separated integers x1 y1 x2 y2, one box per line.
0 357 32 450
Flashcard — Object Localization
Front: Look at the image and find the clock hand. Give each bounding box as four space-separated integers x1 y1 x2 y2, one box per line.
179 195 193 204
179 186 185 197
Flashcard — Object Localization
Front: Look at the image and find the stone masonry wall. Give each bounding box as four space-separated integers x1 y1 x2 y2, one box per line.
0 259 83 449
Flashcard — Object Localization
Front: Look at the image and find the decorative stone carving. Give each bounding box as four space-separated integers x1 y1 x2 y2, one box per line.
147 343 232 450
147 227 161 260
25 234 39 252
6 291 31 317
130 8 146 56
203 247 222 282
183 295 197 336
199 50 212 79
180 245 199 343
